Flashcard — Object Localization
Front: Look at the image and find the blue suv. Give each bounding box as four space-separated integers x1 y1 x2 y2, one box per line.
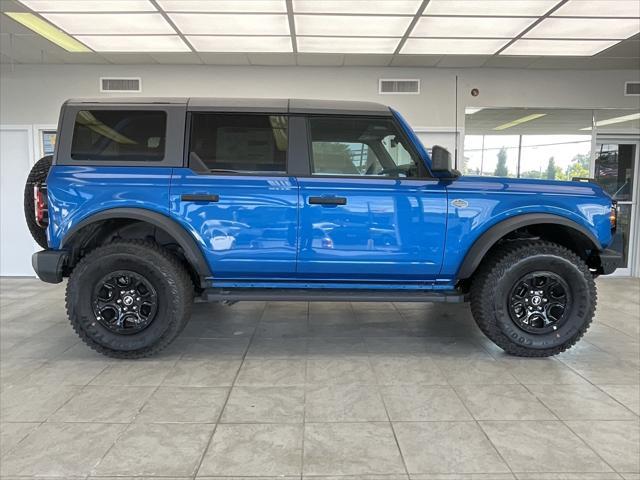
26 98 622 359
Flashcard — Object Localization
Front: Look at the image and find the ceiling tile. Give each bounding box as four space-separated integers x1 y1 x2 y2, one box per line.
188 36 292 52
293 0 422 15
157 0 286 13
296 52 344 65
389 54 442 66
297 36 400 53
412 16 536 38
198 52 250 64
402 38 508 55
75 35 190 52
169 13 289 35
424 0 559 16
247 52 296 65
552 0 640 18
148 52 202 64
437 55 491 67
525 18 640 40
503 39 620 56
295 15 412 37
100 52 158 63
18 0 156 12
482 55 537 68
343 53 393 66
41 13 175 34
595 39 640 58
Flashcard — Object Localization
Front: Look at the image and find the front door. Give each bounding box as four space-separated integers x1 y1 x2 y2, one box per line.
297 115 447 283
594 138 639 276
171 112 298 280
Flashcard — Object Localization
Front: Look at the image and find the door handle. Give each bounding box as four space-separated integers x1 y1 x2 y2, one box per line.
309 196 347 206
181 194 219 203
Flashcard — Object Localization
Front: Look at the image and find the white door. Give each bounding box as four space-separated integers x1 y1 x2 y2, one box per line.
1 127 38 276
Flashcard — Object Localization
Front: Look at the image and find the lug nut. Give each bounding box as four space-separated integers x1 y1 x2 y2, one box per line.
124 307 128 311
136 297 140 301
117 299 121 303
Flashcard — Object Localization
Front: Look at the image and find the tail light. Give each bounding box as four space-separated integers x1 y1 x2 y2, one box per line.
34 183 48 228
609 201 618 233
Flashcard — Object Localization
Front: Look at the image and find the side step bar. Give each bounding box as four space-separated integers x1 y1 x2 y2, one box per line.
198 288 467 303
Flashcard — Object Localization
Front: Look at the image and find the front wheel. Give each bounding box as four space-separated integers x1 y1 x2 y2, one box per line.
66 240 194 359
470 241 596 357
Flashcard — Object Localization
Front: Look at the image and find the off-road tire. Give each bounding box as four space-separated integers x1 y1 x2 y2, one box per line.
470 240 596 357
66 240 194 359
23 155 52 249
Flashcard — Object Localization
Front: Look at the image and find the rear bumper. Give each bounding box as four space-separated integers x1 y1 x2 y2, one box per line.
32 250 68 284
599 233 624 275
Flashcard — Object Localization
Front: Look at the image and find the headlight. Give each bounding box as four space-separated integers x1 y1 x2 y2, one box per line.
610 201 618 232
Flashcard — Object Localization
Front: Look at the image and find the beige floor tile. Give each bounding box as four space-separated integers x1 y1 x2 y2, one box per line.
162 358 243 387
221 386 304 423
456 384 555 420
307 356 377 385
0 422 40 457
599 384 640 415
0 384 79 422
305 384 387 422
380 385 472 421
136 386 228 423
236 357 306 386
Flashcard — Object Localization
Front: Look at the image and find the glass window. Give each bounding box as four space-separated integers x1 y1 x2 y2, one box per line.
189 114 287 173
595 143 636 202
309 116 422 177
71 110 166 161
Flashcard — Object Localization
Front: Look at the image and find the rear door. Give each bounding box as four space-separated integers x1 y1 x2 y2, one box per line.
170 111 298 281
296 115 448 282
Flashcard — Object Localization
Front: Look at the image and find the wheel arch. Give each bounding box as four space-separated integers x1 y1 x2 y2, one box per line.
457 213 602 280
61 207 211 286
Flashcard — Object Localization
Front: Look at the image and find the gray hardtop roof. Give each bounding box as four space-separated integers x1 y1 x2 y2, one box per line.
65 97 392 116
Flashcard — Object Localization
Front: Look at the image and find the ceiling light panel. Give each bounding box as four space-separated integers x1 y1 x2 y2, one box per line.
411 16 535 38
4 12 90 51
424 0 560 16
502 39 619 55
402 38 508 54
297 36 400 53
157 0 287 13
75 35 189 52
188 35 292 52
18 0 156 11
553 0 640 17
169 13 290 35
525 18 640 39
293 0 422 15
41 13 174 34
494 113 546 130
295 15 412 37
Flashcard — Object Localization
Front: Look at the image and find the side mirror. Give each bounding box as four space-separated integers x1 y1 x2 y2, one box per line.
431 145 454 173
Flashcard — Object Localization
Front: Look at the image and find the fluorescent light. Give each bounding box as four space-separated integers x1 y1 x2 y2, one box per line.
18 0 155 11
293 0 422 15
580 113 640 130
42 13 175 34
502 39 619 56
295 15 412 37
169 13 290 35
75 35 190 52
411 16 535 38
401 38 508 54
4 12 90 51
158 0 286 13
188 35 292 52
297 36 400 53
494 113 547 130
424 0 559 16
466 108 484 115
525 18 640 40
553 0 640 18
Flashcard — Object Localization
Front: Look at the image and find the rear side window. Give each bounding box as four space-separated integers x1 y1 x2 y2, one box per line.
189 113 287 174
71 110 166 161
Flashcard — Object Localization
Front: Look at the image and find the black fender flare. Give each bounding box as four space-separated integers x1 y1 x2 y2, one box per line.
61 207 212 280
456 213 601 279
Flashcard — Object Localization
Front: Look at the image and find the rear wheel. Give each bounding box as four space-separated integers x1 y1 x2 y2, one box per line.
23 155 52 249
470 240 596 357
66 240 194 359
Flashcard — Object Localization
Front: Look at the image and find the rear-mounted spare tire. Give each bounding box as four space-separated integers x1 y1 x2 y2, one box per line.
24 155 52 249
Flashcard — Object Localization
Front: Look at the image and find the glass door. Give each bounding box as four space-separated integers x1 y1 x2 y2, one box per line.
594 139 639 276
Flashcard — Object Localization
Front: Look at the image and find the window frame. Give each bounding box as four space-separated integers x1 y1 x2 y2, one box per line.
185 111 290 177
56 104 185 167
301 114 433 180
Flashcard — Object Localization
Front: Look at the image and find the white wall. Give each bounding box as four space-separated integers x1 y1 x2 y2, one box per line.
2 64 639 130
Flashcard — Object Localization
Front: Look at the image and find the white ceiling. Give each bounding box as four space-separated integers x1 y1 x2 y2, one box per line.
0 0 638 67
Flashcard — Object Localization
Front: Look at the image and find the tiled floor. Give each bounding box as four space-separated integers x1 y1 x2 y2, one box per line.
1 276 638 480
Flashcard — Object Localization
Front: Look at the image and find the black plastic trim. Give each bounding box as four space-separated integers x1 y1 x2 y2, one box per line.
457 213 602 279
599 232 624 275
61 208 212 282
32 249 68 284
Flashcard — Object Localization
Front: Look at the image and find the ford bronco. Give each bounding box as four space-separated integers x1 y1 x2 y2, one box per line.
26 98 622 358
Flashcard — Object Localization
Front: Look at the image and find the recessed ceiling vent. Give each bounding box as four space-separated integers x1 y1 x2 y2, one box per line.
379 79 420 95
625 81 640 96
100 77 142 93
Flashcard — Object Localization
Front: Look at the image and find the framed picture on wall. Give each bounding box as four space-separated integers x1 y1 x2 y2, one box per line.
41 130 57 156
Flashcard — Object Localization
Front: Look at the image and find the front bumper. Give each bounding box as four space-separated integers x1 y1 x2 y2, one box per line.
599 232 624 275
32 250 68 284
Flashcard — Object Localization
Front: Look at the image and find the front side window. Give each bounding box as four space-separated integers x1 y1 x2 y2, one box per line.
189 113 287 174
71 110 166 161
309 116 422 178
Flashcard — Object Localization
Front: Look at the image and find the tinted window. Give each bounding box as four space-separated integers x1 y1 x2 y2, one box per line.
71 110 166 161
189 114 287 173
309 116 422 178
